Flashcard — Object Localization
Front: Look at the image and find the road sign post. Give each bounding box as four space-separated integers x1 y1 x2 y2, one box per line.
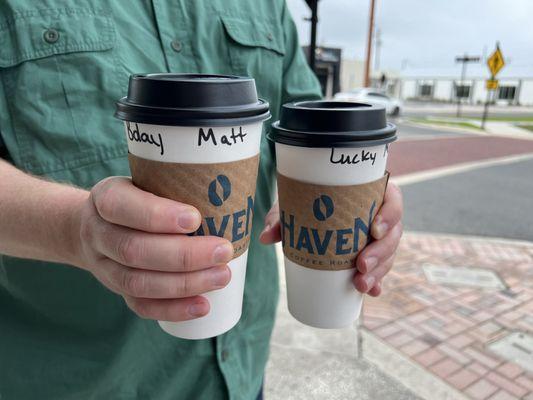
481 43 505 129
455 55 480 117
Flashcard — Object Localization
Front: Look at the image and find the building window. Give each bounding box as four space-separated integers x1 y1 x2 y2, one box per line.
498 86 516 100
455 84 470 99
419 84 433 97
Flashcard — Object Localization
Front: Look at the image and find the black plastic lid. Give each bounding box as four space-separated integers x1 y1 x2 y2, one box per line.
269 101 397 147
115 73 270 126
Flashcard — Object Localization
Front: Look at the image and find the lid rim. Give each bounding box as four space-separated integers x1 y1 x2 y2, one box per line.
269 121 397 147
267 131 397 148
116 97 269 114
114 110 271 127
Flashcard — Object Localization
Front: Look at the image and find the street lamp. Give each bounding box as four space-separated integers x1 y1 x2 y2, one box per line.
455 54 480 117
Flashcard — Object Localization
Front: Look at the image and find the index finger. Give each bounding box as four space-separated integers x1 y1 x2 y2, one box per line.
371 182 403 240
91 177 201 233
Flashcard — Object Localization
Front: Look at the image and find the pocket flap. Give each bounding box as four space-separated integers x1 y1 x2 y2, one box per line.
221 15 285 56
0 8 116 67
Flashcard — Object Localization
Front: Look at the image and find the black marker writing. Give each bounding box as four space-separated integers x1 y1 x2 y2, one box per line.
198 127 247 147
329 148 377 165
127 122 164 155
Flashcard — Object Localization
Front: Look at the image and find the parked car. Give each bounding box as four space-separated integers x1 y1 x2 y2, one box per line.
334 88 402 116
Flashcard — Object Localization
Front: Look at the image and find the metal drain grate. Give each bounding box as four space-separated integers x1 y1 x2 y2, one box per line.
423 264 505 289
489 332 533 373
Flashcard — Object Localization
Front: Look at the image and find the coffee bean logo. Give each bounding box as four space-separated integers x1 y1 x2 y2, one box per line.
208 175 231 206
313 195 334 221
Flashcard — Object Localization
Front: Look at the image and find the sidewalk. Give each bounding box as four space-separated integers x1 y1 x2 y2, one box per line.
363 232 533 400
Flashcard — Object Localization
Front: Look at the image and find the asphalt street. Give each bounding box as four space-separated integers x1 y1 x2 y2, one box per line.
401 157 533 241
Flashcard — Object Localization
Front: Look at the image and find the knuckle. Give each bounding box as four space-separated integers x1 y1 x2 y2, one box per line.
387 182 403 208
79 213 95 244
93 180 120 221
144 200 164 232
176 275 192 297
130 298 151 319
389 181 402 197
177 243 195 270
120 269 146 296
117 234 141 266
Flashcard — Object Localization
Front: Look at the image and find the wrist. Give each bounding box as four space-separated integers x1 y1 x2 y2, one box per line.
61 188 90 268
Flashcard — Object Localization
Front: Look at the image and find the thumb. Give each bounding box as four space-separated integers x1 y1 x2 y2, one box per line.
259 202 281 244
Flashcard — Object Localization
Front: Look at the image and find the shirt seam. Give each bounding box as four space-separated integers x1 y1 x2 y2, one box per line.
0 7 111 30
2 42 115 65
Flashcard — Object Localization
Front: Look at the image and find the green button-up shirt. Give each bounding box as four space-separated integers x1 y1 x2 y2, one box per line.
0 1 321 399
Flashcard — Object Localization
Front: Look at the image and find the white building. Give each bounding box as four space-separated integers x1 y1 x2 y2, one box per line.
339 60 533 106
396 76 533 106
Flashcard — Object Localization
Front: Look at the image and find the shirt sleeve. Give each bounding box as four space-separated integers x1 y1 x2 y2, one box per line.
280 1 323 105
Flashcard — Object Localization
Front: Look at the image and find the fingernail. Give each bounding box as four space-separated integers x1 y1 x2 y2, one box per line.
211 266 231 288
365 257 378 271
179 210 200 230
213 243 234 264
364 276 375 292
374 219 389 239
189 301 208 317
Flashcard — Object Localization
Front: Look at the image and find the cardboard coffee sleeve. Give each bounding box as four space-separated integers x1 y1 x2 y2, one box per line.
278 173 389 271
128 154 260 259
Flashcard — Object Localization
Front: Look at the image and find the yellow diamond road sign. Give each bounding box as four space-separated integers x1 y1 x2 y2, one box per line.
487 46 505 76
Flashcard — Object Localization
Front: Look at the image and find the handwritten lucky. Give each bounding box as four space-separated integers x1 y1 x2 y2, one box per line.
329 148 377 165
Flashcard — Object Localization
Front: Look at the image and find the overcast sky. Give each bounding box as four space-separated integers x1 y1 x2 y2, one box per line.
286 0 533 77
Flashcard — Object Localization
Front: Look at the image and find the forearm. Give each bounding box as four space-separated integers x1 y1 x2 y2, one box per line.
0 159 87 266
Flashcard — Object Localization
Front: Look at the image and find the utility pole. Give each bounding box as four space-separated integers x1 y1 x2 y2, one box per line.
374 28 382 71
455 54 480 117
363 0 376 87
305 0 319 72
482 42 505 129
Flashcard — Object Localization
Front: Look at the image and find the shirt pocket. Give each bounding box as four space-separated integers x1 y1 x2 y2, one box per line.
220 15 286 89
0 7 127 176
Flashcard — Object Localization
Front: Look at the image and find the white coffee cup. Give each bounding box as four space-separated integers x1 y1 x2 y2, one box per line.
270 101 396 329
115 74 270 339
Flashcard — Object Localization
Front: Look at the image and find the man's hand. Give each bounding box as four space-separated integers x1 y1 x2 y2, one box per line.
259 182 403 297
75 177 234 322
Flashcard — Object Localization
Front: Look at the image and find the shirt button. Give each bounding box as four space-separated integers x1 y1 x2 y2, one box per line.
221 349 229 362
171 39 182 52
266 33 273 41
43 28 60 44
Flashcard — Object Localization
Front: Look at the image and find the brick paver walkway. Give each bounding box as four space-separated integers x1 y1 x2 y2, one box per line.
363 233 533 400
